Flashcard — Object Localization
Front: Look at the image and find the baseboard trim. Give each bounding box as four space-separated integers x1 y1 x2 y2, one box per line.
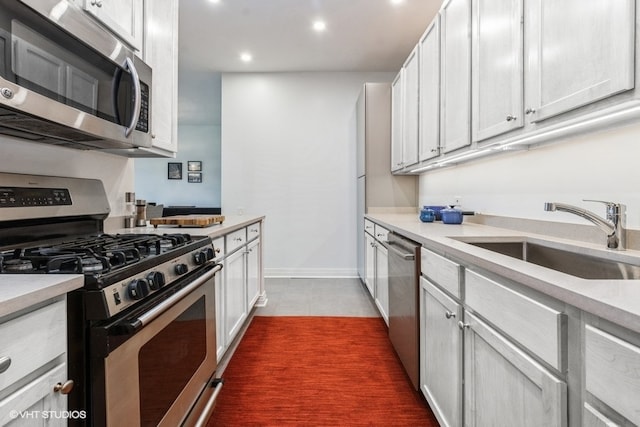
265 268 358 278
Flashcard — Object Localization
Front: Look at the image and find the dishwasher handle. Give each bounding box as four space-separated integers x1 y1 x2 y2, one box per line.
387 240 416 260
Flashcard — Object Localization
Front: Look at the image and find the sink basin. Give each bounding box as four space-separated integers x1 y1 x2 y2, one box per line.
454 238 640 280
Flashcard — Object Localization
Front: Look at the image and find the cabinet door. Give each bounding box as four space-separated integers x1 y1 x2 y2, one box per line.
391 70 404 171
375 242 389 324
419 18 440 162
82 0 144 51
464 312 567 427
402 48 420 168
364 233 376 297
525 0 634 123
472 0 523 142
246 239 260 309
0 363 67 427
224 249 247 345
144 0 178 153
440 0 471 154
420 278 461 427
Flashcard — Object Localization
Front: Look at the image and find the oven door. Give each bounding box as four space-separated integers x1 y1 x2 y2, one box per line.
92 263 221 427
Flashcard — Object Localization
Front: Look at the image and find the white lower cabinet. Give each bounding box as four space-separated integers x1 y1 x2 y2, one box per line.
0 298 71 427
215 221 264 361
246 238 260 308
420 277 461 427
584 324 640 426
374 240 388 324
463 311 567 427
420 247 567 426
364 232 376 297
363 222 390 324
223 242 247 347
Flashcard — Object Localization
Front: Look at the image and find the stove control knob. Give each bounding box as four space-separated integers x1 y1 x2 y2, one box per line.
193 251 207 265
204 247 215 261
175 263 189 275
146 271 166 290
128 279 150 300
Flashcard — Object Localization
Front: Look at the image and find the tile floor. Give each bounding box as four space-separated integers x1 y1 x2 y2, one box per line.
254 277 380 317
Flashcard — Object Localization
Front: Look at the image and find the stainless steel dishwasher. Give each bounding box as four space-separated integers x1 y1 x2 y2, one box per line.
387 232 421 390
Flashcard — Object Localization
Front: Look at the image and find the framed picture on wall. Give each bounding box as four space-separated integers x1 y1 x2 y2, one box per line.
187 161 202 171
168 162 182 180
188 172 202 183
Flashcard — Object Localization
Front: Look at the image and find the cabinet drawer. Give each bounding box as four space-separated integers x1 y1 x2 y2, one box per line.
585 325 640 425
364 219 375 235
374 224 389 243
421 248 461 298
247 222 261 241
226 228 247 254
212 237 224 262
465 270 564 370
0 299 66 391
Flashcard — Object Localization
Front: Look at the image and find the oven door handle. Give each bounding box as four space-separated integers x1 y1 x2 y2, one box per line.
131 263 222 329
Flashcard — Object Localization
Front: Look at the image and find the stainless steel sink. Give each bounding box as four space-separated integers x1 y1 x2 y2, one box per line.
454 238 640 280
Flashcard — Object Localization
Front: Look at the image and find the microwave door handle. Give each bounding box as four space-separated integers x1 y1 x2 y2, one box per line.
123 57 141 137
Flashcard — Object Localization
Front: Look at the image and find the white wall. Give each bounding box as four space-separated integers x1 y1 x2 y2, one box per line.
221 72 394 277
0 136 134 226
135 125 222 207
419 122 640 229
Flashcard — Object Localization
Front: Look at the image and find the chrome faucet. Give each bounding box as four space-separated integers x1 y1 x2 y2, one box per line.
544 200 626 250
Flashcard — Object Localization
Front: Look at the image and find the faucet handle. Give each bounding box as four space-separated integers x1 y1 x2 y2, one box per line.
583 200 625 221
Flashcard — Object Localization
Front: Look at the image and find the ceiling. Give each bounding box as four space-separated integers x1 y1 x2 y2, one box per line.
176 0 442 125
178 0 442 73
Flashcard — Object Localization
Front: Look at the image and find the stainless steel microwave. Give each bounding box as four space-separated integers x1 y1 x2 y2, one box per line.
0 0 152 150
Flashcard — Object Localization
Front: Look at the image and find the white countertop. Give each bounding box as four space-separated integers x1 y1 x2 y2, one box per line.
0 275 83 318
367 213 640 334
0 215 264 319
108 214 265 239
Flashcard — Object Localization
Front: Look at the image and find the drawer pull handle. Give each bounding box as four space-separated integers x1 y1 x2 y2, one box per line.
0 356 11 374
445 311 456 319
457 321 470 330
54 380 75 395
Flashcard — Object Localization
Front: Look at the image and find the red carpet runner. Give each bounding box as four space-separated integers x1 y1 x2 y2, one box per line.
208 316 439 426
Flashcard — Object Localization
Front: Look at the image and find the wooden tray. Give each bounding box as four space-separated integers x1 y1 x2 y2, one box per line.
150 214 225 228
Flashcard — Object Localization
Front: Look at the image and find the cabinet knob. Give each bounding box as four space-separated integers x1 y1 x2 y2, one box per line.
0 356 11 374
457 321 470 330
525 108 536 115
91 0 103 7
506 115 517 122
54 380 75 395
430 148 438 153
445 311 456 319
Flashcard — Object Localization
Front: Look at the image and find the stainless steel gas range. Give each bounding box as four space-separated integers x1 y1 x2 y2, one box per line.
0 173 223 427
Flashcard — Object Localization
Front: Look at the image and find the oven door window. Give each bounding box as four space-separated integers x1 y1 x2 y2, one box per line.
0 0 143 127
138 297 207 427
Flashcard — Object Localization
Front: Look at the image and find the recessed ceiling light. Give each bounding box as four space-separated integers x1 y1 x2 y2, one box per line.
312 20 327 32
209 0 221 3
390 0 405 5
240 52 253 63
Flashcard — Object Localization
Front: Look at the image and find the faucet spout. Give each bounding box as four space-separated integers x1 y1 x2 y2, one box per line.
544 201 626 250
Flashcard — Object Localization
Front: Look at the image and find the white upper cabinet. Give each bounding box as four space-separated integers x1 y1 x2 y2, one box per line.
391 70 404 172
440 0 471 154
145 0 179 154
418 18 440 162
402 47 420 168
525 0 635 123
471 0 524 142
80 0 144 52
